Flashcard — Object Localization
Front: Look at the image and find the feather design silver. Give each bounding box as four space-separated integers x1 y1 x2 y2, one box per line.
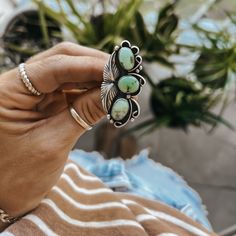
101 52 120 113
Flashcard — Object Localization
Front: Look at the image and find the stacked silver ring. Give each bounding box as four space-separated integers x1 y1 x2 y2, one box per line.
19 63 42 96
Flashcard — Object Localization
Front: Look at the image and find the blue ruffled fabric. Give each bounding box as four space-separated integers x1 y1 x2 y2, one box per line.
69 149 212 230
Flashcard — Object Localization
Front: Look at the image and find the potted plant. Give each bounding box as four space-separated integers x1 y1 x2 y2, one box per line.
0 0 234 134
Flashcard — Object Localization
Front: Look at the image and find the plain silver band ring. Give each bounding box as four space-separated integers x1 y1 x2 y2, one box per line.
69 106 93 130
18 63 42 96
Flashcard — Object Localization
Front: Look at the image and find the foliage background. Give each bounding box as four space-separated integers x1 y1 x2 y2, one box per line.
1 0 236 133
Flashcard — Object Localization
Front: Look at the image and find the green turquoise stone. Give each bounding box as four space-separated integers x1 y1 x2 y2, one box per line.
118 75 139 94
111 98 129 121
118 47 135 70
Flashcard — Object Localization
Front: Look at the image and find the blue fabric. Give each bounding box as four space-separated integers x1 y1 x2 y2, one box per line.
69 149 212 230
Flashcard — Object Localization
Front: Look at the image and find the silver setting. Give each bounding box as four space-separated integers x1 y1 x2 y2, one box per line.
101 40 146 128
18 63 42 96
101 52 119 113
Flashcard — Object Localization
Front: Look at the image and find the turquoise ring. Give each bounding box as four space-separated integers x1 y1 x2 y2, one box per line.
101 40 145 128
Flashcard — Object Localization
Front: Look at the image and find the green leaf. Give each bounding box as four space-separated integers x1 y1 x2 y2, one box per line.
65 0 96 40
155 1 179 38
103 0 142 36
3 43 40 55
134 11 148 42
38 0 50 48
193 47 234 89
205 112 234 130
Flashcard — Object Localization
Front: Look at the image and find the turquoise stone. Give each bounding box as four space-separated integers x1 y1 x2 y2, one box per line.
111 98 129 121
118 47 135 70
118 75 139 94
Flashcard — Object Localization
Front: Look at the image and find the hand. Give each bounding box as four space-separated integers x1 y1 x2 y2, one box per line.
0 42 108 220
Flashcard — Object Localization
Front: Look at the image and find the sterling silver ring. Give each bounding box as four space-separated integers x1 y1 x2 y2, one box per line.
101 40 145 128
18 63 42 96
69 106 93 130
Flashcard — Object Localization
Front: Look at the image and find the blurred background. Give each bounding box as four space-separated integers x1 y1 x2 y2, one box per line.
1 0 236 233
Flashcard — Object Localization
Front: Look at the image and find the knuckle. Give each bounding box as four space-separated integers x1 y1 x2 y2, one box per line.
44 54 71 82
42 54 66 81
44 54 66 65
53 42 76 55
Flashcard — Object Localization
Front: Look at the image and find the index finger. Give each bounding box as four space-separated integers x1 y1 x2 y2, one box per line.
27 42 109 63
7 55 106 95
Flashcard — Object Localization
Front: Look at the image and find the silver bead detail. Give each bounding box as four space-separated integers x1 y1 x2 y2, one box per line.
18 63 42 96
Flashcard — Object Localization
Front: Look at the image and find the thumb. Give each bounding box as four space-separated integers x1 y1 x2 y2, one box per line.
39 87 106 150
72 87 106 128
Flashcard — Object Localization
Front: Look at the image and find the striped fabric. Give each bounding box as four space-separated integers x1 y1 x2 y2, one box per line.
2 162 217 236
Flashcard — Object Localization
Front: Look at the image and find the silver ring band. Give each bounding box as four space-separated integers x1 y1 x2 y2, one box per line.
69 106 92 130
18 63 42 96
